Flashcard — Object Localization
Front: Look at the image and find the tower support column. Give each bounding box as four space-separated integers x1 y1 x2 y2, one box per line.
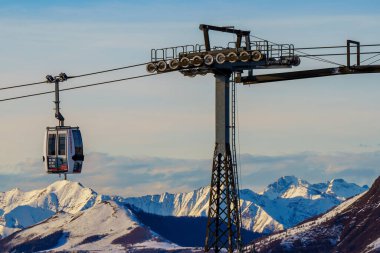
205 72 242 253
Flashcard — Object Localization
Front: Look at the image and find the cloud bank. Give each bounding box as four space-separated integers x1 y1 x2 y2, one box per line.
0 151 378 196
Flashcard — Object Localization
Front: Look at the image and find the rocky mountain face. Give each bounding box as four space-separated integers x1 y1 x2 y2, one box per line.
248 176 380 253
124 175 367 233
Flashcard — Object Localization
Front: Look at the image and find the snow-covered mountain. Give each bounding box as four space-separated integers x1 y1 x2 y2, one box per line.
249 176 380 253
0 181 197 252
0 181 103 238
0 176 368 250
124 175 368 233
0 200 194 252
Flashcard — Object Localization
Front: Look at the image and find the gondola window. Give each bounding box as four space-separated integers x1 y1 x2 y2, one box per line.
58 134 66 156
48 134 56 156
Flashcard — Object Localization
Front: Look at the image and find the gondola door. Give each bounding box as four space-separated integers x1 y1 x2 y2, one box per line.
46 131 56 173
56 129 68 173
71 129 84 173
45 128 68 174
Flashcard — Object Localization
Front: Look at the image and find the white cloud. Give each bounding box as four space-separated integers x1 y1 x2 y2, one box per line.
0 151 378 196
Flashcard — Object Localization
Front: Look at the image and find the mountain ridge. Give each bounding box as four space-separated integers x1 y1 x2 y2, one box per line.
0 200 189 252
0 176 368 239
249 176 380 253
124 175 367 233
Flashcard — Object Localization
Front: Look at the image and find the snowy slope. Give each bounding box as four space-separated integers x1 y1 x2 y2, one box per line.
124 176 367 233
0 180 104 238
250 176 380 253
253 192 364 251
0 176 368 241
0 200 189 252
0 176 374 253
366 237 380 253
123 186 210 217
309 178 368 201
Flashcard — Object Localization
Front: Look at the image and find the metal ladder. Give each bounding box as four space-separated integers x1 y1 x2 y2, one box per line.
230 72 243 250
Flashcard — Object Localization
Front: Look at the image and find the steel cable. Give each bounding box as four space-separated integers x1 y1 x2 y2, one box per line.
0 73 162 102
0 80 47 91
250 35 343 66
0 62 149 91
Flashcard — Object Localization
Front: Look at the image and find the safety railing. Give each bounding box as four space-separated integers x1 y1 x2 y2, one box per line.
150 41 295 63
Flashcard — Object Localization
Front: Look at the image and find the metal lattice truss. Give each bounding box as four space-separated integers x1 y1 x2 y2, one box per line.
205 144 242 253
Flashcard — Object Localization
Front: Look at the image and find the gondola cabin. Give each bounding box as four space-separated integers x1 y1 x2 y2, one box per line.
43 126 84 174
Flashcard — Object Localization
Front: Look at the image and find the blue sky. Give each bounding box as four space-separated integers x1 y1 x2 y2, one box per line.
0 0 380 195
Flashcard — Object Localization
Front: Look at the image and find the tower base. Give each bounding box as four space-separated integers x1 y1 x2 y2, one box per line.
205 143 242 253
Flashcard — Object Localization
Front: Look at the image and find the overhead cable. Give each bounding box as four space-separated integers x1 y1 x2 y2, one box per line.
369 58 380 65
0 73 162 103
68 62 149 79
361 53 380 64
250 35 343 66
295 44 380 50
0 62 148 91
0 80 47 91
298 51 380 58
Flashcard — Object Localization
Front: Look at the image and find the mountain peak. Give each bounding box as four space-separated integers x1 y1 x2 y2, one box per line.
6 188 21 194
329 178 346 185
0 180 101 238
252 176 380 253
262 176 310 199
325 178 366 199
46 180 85 190
280 175 298 181
275 175 308 187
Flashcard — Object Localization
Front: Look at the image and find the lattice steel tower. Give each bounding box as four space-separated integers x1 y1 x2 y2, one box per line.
146 24 301 252
205 71 242 252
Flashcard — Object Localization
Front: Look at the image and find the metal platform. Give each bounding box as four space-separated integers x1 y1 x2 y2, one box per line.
148 40 300 76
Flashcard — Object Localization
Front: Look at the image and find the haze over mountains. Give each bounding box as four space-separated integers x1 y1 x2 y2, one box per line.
0 176 369 252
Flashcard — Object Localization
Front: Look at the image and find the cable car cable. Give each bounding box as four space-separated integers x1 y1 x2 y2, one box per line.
1 44 380 92
250 35 343 66
67 62 149 79
298 54 343 66
0 72 165 102
0 62 149 92
291 51 343 67
294 44 380 50
369 58 380 65
2 46 380 92
361 53 380 64
0 80 47 91
297 51 380 58
61 72 162 91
